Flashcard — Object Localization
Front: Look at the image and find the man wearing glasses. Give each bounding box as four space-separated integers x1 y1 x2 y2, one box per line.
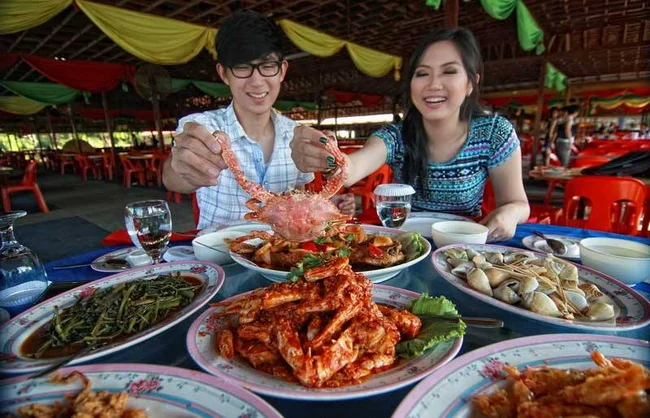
163 10 355 229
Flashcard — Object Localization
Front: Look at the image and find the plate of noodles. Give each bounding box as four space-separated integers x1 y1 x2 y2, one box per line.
0 261 224 375
0 363 282 417
228 224 431 283
186 281 464 401
392 333 650 418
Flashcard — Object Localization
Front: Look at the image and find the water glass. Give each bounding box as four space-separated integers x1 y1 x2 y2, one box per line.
125 200 172 263
0 211 48 316
374 184 416 229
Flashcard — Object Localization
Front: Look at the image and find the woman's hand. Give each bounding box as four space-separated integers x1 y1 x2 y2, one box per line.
331 193 356 216
291 125 337 173
479 206 518 242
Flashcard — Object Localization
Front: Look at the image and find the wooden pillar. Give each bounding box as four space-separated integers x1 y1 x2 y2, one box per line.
67 104 81 153
32 119 44 159
152 96 165 151
46 109 58 150
444 0 459 28
530 60 547 169
102 92 118 169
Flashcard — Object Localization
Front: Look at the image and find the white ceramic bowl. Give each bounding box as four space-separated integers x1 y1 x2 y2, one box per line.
430 221 488 248
192 229 247 265
579 237 650 286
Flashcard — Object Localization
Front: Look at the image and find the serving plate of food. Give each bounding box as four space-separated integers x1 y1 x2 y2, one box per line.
227 224 431 283
0 261 224 374
392 334 650 418
0 363 282 417
431 244 650 331
187 257 464 400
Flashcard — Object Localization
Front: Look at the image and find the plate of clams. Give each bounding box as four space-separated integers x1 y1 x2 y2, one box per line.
431 244 650 331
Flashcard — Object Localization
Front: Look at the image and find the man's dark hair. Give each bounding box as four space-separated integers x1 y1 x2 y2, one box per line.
216 10 284 67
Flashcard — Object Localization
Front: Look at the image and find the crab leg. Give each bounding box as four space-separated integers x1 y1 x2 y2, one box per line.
319 133 350 198
214 133 274 202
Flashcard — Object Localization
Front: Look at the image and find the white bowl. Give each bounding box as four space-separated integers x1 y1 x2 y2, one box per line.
192 230 247 265
430 221 488 248
579 237 650 286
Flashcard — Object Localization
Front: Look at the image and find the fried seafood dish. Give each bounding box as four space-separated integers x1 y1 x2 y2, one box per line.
210 257 423 388
15 371 146 418
444 248 617 322
216 132 351 242
474 351 650 418
227 225 424 274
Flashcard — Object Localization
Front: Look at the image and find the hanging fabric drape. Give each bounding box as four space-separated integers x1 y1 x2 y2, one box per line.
169 79 231 96
0 0 72 34
0 96 47 115
75 0 217 65
425 0 442 9
0 54 20 71
274 101 318 111
278 19 402 81
590 95 650 112
479 0 545 54
20 54 135 93
544 63 567 92
0 81 80 105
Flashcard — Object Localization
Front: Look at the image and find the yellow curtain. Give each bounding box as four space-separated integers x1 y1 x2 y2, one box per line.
75 0 217 65
0 0 72 34
278 19 402 81
0 96 46 115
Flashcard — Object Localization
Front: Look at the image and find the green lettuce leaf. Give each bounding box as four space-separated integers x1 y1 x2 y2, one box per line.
396 294 466 358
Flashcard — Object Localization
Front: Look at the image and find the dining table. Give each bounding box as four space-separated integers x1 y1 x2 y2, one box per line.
14 223 650 417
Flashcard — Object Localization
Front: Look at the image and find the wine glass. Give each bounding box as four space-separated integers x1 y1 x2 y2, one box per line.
125 200 172 264
374 184 415 229
0 211 49 316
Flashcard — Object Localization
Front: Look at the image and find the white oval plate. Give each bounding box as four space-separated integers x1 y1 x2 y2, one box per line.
0 261 225 374
521 234 581 260
187 285 463 401
198 221 271 237
431 244 650 331
229 224 432 283
91 247 138 272
402 212 473 239
393 334 650 418
0 363 282 418
162 245 197 262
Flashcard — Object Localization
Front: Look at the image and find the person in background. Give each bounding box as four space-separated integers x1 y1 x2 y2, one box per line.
555 105 579 167
290 27 529 241
638 122 649 138
162 10 354 229
543 107 560 166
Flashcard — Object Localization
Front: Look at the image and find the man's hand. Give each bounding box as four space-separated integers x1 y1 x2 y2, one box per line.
169 122 229 189
331 193 356 216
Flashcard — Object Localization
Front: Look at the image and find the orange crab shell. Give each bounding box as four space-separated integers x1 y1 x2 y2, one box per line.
245 192 351 242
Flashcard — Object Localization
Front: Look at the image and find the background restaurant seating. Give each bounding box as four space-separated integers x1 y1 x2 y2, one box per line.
1 160 49 213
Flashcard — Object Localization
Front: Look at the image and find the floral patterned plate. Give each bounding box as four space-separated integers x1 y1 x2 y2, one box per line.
392 334 650 418
229 224 432 284
186 285 463 400
91 247 138 272
0 363 282 418
432 244 650 331
0 261 224 374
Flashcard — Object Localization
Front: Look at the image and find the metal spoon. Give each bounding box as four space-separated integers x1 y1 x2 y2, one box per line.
29 343 108 379
532 231 568 256
52 259 128 270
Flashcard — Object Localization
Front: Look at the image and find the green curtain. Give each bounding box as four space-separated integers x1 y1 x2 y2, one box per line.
544 63 566 92
479 0 544 55
170 79 192 93
274 101 318 111
193 81 231 97
425 0 442 10
0 81 80 105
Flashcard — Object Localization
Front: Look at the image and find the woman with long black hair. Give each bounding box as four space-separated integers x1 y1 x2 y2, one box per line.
291 27 529 241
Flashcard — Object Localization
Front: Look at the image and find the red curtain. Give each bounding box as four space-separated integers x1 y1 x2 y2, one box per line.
327 89 385 107
0 54 20 71
20 54 136 93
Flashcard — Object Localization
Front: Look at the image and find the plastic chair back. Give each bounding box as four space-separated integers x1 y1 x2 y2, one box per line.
570 156 610 169
22 160 38 185
561 176 646 235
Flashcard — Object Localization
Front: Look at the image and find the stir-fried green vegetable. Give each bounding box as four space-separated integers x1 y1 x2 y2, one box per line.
32 273 200 358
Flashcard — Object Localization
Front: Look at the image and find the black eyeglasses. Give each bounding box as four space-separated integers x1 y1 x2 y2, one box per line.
230 61 282 79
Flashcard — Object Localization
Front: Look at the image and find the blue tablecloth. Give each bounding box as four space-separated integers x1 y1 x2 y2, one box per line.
29 223 650 418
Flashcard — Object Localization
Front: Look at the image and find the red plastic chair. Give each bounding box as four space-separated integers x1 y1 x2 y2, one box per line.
102 153 115 181
119 154 146 188
542 156 611 206
558 176 646 235
192 192 200 226
1 161 49 213
642 185 650 237
74 155 100 182
58 154 76 175
347 164 393 211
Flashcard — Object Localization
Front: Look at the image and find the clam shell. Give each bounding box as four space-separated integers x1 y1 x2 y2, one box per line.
504 251 537 264
522 292 562 317
558 263 579 282
472 255 493 270
447 257 466 268
536 280 557 295
515 276 539 294
467 267 493 296
586 302 616 321
444 249 469 261
561 279 585 296
564 290 589 312
485 268 510 288
493 280 521 304
465 248 480 260
578 283 604 302
484 252 504 265
548 293 574 320
451 261 475 278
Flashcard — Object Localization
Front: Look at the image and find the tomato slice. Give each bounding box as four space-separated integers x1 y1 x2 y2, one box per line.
368 243 383 258
300 242 319 252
